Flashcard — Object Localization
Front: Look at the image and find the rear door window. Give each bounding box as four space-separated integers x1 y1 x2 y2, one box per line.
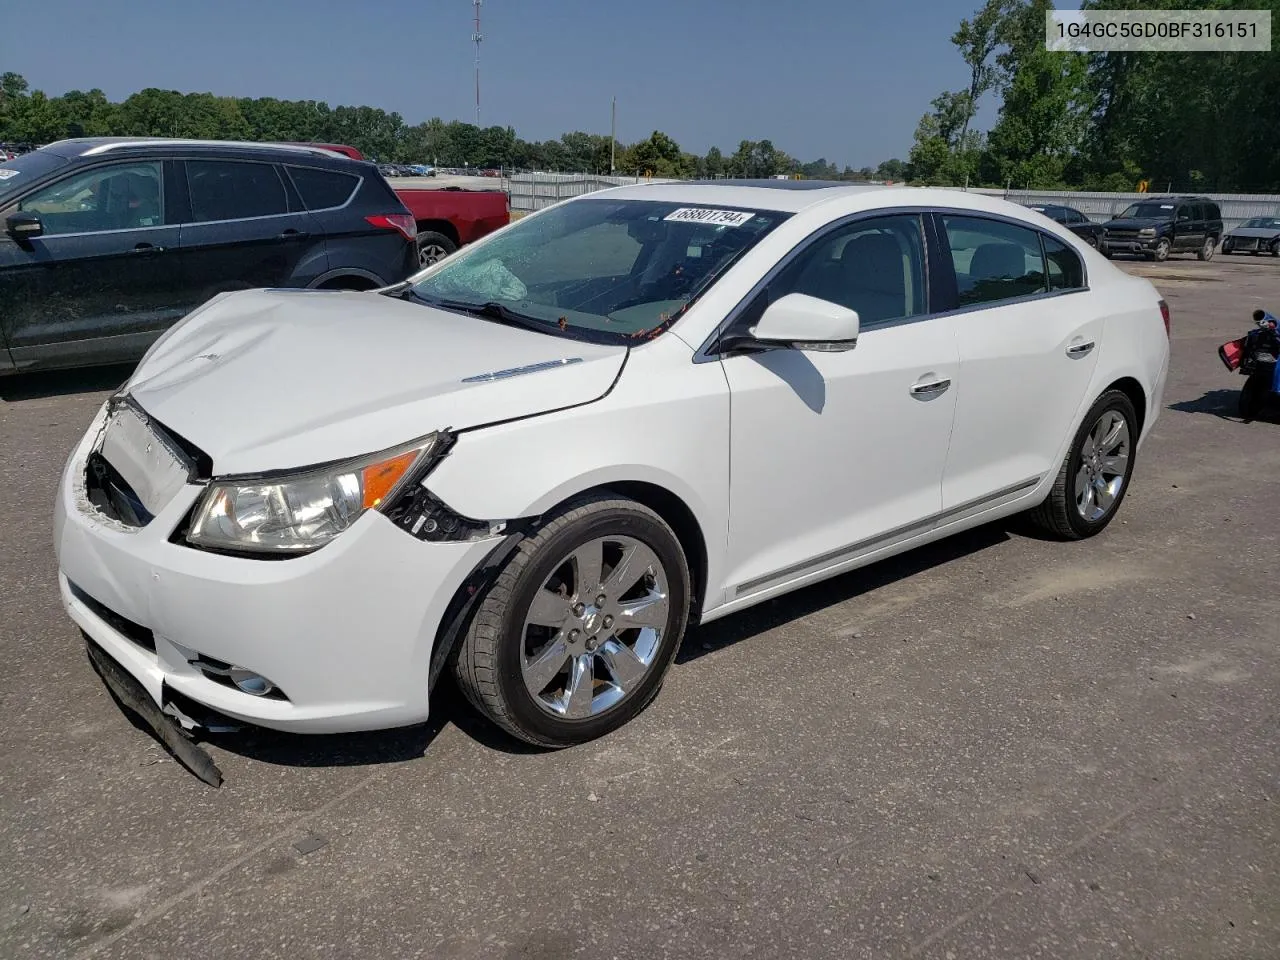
186 160 288 222
941 215 1047 307
286 165 359 210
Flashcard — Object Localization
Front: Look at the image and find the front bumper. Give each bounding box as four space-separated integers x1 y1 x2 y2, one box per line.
1102 235 1162 253
55 405 496 733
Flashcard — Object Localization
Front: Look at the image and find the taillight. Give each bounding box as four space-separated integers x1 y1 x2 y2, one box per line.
1158 299 1170 337
366 214 417 242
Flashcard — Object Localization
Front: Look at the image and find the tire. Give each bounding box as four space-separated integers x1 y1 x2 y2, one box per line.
1101 245 1115 260
417 231 457 268
1152 238 1171 262
1197 236 1216 261
1028 389 1139 540
452 494 691 747
1239 372 1268 421
1085 233 1098 249
1271 240 1280 258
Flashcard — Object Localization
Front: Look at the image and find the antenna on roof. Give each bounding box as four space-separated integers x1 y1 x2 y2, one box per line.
472 0 483 127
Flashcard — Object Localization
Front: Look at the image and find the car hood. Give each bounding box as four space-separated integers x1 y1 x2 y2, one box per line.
1103 217 1170 230
1227 227 1280 239
126 289 627 474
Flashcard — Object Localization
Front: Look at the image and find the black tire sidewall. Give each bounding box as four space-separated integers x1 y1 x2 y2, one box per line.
1239 373 1267 420
1061 391 1139 538
492 506 690 745
417 231 457 265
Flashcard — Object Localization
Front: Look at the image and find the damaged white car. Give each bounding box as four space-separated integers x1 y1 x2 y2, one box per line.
56 181 1171 767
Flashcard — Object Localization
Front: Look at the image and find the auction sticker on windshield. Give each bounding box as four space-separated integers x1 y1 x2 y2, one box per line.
663 208 755 227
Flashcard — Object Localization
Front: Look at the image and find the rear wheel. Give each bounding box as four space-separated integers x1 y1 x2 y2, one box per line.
1028 389 1138 540
1197 236 1216 261
1271 239 1280 258
1239 372 1269 421
1085 233 1098 249
417 231 457 268
452 495 691 747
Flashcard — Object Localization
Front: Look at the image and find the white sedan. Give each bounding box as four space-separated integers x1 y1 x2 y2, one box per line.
55 181 1170 750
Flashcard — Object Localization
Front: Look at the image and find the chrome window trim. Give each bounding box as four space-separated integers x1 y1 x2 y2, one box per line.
693 205 1091 363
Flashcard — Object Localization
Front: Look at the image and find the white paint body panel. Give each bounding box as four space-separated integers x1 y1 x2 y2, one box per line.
54 182 1169 733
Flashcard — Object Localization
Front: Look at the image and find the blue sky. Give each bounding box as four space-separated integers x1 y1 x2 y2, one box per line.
2 0 1063 167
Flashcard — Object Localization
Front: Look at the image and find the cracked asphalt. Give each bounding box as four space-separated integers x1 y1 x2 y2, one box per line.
2 255 1278 959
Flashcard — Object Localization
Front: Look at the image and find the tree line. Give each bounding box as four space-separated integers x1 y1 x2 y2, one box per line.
0 71 904 182
910 0 1280 193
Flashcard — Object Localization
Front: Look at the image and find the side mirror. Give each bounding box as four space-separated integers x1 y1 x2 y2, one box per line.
6 213 43 239
738 293 860 353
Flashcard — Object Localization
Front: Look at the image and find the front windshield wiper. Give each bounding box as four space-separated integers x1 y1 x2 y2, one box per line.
414 296 552 334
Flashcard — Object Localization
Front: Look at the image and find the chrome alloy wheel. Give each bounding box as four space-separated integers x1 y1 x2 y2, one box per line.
1075 410 1131 522
419 243 450 266
520 535 670 719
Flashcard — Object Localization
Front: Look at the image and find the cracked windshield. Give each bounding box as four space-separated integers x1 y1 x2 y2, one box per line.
409 199 786 341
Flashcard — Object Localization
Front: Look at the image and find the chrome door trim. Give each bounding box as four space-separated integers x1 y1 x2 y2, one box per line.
732 475 1041 598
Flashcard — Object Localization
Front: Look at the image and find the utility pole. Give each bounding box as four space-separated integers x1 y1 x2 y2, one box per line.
610 96 616 174
472 0 483 127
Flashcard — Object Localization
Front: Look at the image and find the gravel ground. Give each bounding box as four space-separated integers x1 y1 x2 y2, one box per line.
1 254 1277 959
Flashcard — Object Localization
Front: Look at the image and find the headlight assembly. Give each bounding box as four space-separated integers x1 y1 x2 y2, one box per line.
1139 228 1157 237
186 434 441 554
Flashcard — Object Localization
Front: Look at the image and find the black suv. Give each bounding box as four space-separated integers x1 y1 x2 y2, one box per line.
1100 195 1223 262
0 138 419 374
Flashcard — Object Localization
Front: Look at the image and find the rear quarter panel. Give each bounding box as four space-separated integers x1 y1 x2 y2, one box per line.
394 188 510 245
1080 255 1169 446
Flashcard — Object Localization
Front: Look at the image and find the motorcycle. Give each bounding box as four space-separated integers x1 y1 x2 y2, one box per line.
1219 309 1280 420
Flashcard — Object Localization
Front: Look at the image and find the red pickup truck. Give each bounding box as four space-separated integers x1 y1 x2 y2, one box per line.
285 142 510 268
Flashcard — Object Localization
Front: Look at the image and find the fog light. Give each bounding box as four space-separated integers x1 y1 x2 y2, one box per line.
228 668 275 697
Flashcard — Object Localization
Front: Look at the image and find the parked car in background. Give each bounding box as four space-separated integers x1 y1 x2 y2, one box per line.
395 184 509 266
1222 217 1280 256
409 164 436 177
1100 196 1222 262
0 137 418 374
56 181 1168 755
1026 203 1104 248
283 142 508 267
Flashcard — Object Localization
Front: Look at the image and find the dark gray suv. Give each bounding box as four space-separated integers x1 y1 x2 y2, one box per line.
0 138 419 374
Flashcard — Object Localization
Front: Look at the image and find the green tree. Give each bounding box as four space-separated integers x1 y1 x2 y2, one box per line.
629 130 683 176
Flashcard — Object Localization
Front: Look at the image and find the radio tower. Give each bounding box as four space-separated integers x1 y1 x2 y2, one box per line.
472 0 483 127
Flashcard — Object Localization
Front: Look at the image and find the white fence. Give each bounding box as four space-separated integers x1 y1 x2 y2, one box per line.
505 174 1280 231
505 172 678 212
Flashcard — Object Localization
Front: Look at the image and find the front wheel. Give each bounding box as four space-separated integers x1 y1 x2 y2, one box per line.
452 495 691 747
1028 389 1138 540
1270 239 1280 258
417 231 457 268
1151 238 1171 261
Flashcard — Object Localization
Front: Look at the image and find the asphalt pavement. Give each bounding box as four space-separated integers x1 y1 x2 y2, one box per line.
1 254 1278 959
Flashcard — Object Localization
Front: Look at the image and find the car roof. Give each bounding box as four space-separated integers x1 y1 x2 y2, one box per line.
586 179 903 213
40 137 360 165
582 180 1074 223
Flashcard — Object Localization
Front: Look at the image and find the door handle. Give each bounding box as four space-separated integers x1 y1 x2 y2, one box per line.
130 242 165 255
278 229 310 241
910 378 951 398
1066 340 1096 358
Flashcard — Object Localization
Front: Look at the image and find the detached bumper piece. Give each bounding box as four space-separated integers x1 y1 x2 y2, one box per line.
84 636 227 788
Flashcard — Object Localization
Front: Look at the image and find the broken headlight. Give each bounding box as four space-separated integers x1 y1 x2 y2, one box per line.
186 434 440 554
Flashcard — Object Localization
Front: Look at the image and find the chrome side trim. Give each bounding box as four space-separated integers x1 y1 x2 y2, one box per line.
733 475 1042 598
461 357 584 383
